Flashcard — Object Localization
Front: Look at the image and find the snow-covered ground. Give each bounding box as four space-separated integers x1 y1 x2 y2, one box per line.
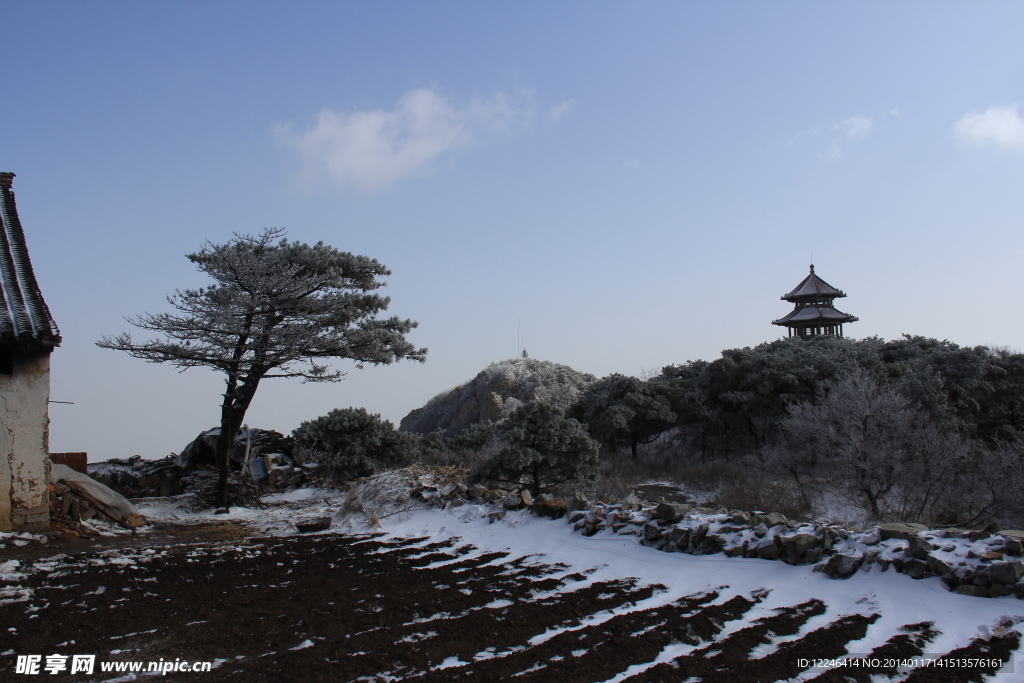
129 488 1024 681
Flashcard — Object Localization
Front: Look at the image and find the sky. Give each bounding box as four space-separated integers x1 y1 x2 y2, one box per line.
4 2 1024 459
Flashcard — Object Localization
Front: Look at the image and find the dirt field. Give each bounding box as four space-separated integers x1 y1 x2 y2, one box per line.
1 527 1019 682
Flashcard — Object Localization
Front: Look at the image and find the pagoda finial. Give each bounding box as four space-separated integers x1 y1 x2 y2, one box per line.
809 264 815 272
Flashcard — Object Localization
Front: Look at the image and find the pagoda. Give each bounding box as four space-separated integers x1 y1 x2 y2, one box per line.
772 265 858 339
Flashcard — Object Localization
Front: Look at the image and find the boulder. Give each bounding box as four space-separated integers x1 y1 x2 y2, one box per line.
487 510 507 524
901 559 929 580
704 533 726 553
529 500 567 519
927 555 954 575
1005 537 1024 556
989 561 1024 586
668 527 690 549
758 543 782 561
295 517 331 533
957 584 989 598
49 464 146 529
731 511 752 525
643 523 664 542
501 494 523 511
763 512 787 527
520 489 533 506
908 535 935 561
820 553 863 579
653 502 689 524
990 584 1015 598
468 485 489 500
785 533 819 558
566 493 588 513
879 523 929 541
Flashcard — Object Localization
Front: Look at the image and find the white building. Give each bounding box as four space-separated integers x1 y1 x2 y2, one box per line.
0 172 61 532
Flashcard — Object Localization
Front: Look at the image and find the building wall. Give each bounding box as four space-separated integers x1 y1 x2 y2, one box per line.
0 349 51 532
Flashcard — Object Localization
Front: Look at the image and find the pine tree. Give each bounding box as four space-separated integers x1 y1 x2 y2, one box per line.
98 228 426 507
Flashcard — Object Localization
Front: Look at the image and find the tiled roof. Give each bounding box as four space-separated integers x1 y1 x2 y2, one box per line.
772 305 859 326
781 265 846 301
0 173 60 347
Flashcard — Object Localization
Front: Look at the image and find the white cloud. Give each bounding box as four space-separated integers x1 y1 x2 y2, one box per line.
954 104 1024 150
547 100 575 122
833 115 875 141
274 88 563 192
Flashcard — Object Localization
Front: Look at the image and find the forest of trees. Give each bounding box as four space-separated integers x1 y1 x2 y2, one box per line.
298 335 1024 528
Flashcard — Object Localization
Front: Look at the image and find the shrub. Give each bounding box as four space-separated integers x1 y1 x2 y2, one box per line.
475 401 599 496
293 408 416 482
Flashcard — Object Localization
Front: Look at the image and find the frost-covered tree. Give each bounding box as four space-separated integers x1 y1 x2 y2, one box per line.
782 370 967 522
293 407 416 482
571 374 676 460
98 228 426 507
477 401 599 496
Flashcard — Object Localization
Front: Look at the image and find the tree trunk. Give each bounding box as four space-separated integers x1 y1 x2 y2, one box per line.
215 376 260 509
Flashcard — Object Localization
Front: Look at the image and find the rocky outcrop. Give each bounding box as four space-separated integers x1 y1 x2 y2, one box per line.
557 500 1024 600
399 358 596 437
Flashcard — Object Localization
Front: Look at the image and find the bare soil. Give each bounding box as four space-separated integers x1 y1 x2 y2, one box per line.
1 528 1017 682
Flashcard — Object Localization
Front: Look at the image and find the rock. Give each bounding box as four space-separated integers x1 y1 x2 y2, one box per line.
984 521 1002 533
982 551 1004 562
486 489 506 503
908 535 935 561
731 511 752 525
520 489 533 506
927 555 954 575
989 561 1024 586
468 485 489 499
529 500 567 520
957 584 990 598
643 523 664 542
724 545 746 557
764 512 787 526
704 533 726 553
295 517 331 533
50 464 147 529
785 533 819 557
668 527 690 549
534 493 554 503
501 494 523 511
1005 537 1024 556
653 502 689 524
820 553 863 579
566 493 588 513
969 530 991 542
805 547 823 564
487 510 506 524
901 559 929 580
758 543 781 561
989 583 1015 598
567 510 587 524
691 522 709 545
858 528 882 546
214 507 230 515
879 523 929 541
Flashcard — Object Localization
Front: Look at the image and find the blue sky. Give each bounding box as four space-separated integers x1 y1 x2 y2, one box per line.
5 2 1024 458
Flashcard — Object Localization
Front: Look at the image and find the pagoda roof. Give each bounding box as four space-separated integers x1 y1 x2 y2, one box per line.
0 173 60 347
772 305 859 326
781 265 846 301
